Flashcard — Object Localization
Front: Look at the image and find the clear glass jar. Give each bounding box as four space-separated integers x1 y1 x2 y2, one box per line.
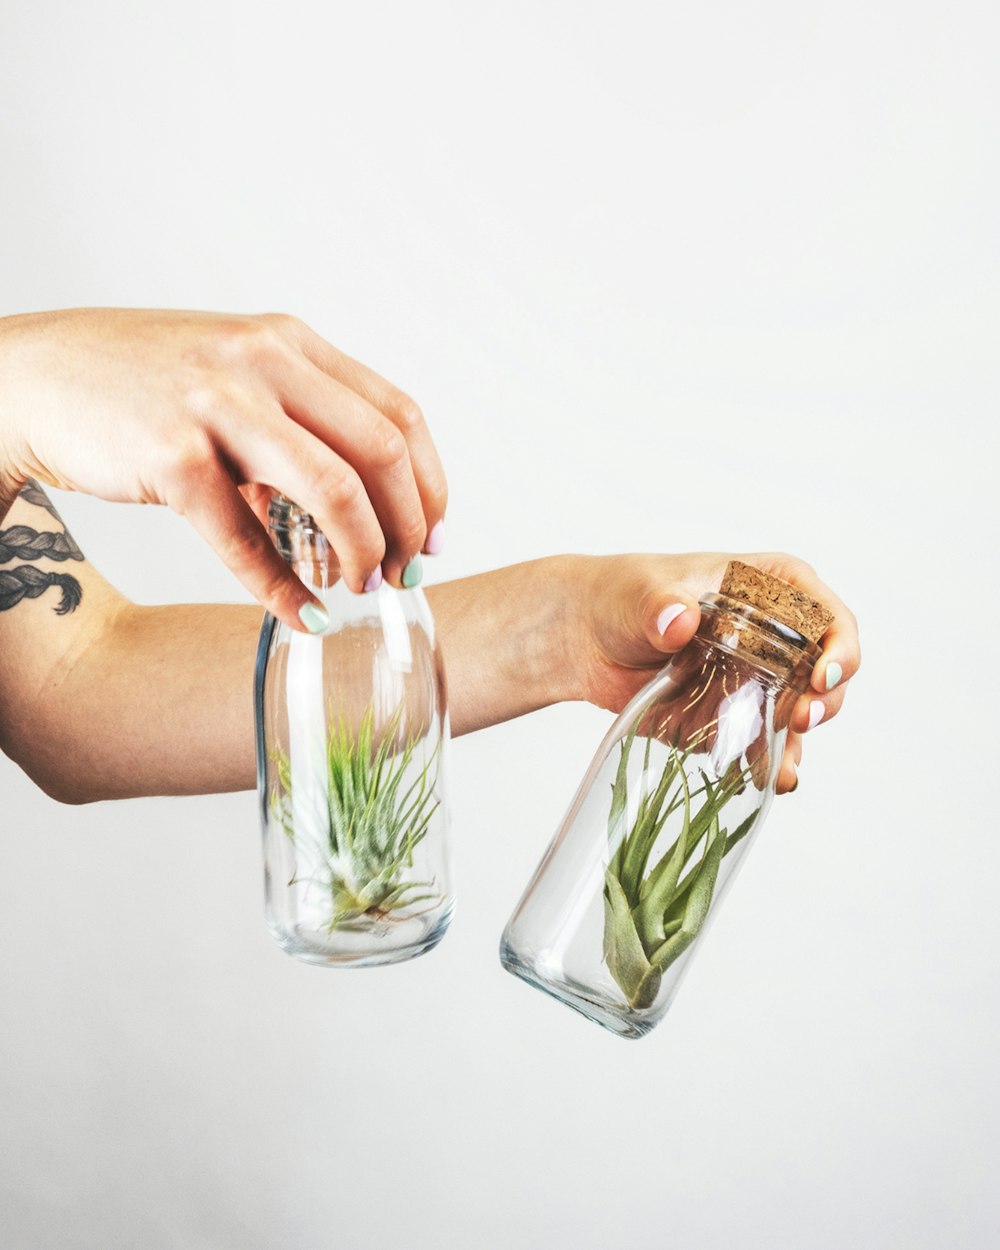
255 496 453 967
500 592 821 1038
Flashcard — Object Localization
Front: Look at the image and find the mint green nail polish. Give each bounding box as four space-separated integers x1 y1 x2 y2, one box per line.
298 601 329 634
825 661 843 691
401 555 423 589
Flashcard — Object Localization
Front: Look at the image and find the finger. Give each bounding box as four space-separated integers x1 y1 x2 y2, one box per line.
224 414 387 595
265 315 448 552
790 682 848 735
634 585 702 662
272 353 427 587
170 464 331 634
753 554 861 696
775 731 803 794
239 482 276 529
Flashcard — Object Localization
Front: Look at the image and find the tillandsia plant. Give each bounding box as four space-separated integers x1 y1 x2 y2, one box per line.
602 723 761 1011
501 566 834 1037
270 702 442 932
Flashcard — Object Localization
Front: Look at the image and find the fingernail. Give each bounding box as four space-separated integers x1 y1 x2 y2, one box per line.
401 555 423 589
824 661 843 692
363 566 383 594
424 520 445 556
807 700 825 730
298 601 329 634
656 603 687 635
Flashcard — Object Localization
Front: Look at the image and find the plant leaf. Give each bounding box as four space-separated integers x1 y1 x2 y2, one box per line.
680 812 725 936
603 869 660 1009
606 723 637 877
633 760 692 948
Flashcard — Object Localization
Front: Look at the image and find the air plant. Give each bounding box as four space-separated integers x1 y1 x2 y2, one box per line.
603 725 760 1011
271 703 442 932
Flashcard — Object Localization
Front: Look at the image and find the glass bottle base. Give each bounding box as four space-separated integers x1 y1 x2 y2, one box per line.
269 902 454 968
499 938 660 1040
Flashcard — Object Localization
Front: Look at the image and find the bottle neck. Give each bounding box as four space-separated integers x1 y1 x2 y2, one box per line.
694 594 820 693
268 494 335 590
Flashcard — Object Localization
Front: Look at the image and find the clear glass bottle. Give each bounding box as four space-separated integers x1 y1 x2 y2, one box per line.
255 496 452 967
500 571 828 1038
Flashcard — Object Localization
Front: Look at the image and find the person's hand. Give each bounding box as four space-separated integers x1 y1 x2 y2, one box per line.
0 308 447 631
567 552 860 794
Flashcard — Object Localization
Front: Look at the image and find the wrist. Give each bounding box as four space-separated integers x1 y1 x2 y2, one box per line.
541 553 598 706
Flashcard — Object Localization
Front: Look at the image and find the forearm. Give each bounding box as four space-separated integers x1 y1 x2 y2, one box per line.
14 559 581 802
107 558 577 793
42 601 264 801
426 557 578 735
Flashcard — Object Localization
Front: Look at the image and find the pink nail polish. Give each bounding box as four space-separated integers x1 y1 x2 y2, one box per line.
807 700 825 730
656 603 687 635
425 520 445 556
363 566 383 594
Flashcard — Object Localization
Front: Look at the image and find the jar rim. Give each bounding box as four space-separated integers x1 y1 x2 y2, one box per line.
697 592 823 669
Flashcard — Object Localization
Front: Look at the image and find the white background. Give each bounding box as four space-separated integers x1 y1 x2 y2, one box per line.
1 2 998 1247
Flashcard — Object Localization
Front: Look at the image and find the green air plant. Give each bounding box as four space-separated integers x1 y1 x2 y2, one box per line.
271 703 442 932
603 726 759 1010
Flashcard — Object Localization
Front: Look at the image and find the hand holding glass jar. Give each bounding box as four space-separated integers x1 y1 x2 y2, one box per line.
553 551 859 795
500 557 859 1038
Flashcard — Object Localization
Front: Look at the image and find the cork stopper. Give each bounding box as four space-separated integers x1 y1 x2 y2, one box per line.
720 560 834 642
698 561 833 674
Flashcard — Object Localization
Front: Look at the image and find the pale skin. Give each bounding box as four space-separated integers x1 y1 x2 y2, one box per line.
0 482 859 803
0 309 860 804
0 308 449 625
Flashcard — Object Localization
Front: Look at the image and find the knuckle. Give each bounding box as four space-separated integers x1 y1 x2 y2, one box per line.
257 311 304 341
208 318 257 362
183 381 228 424
212 318 284 367
314 464 364 513
768 551 814 580
367 421 408 470
388 392 425 435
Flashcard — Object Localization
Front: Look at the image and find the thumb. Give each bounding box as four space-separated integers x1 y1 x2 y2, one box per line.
630 584 702 662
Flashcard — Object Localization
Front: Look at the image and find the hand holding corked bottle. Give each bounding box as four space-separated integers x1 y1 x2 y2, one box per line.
500 560 837 1038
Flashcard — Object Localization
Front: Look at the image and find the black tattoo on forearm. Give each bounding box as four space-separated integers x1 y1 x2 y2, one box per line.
19 478 65 522
0 525 83 563
0 481 84 614
0 566 82 614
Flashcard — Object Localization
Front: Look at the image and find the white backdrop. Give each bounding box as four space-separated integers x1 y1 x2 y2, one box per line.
1 2 998 1247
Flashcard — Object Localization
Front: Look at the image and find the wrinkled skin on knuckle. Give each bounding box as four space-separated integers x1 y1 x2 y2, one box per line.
209 317 286 369
311 463 364 515
389 393 425 436
367 421 408 472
